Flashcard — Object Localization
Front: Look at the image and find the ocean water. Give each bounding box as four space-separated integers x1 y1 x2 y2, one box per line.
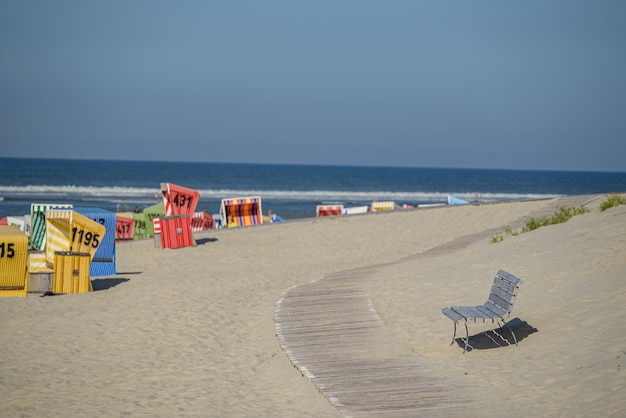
1 157 625 220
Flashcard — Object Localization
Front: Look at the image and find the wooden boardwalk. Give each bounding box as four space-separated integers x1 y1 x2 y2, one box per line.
274 195 601 417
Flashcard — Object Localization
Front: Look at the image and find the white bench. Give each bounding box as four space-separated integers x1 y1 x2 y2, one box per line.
442 270 523 353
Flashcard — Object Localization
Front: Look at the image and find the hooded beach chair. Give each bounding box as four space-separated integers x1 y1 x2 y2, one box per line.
142 202 165 238
0 226 29 297
115 215 135 241
44 209 106 268
29 203 72 251
371 201 400 212
220 196 263 227
316 205 344 217
190 211 214 232
44 210 106 294
75 207 117 276
158 183 200 249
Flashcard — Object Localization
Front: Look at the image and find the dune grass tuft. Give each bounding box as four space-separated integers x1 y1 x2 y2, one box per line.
490 205 589 244
599 194 625 211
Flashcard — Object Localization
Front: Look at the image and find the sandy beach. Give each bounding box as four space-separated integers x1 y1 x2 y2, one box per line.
1 195 625 417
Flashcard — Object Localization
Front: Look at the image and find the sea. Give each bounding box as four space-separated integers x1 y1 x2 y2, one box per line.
1 157 625 221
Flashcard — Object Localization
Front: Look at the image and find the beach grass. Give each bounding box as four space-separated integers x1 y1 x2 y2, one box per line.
599 194 625 211
490 205 589 243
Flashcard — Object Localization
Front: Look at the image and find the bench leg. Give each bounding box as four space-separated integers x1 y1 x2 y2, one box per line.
452 322 471 353
463 323 469 354
451 321 471 353
450 322 457 346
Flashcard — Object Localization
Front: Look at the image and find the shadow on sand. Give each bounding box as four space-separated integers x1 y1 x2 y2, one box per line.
91 277 131 291
455 318 538 352
195 237 218 245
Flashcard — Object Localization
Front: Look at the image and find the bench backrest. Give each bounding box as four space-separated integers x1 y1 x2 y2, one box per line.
484 269 523 319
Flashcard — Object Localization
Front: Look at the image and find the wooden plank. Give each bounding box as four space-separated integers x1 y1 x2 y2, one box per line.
488 293 513 311
483 300 508 318
275 270 467 416
451 306 495 323
493 279 518 295
497 269 522 286
490 285 516 302
442 307 464 322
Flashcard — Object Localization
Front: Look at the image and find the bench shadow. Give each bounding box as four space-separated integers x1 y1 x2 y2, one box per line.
455 318 538 352
91 277 130 291
195 237 218 245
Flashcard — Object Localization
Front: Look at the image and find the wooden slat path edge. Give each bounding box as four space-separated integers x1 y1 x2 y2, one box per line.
274 195 601 417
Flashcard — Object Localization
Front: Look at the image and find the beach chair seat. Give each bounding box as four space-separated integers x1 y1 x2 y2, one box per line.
442 269 523 353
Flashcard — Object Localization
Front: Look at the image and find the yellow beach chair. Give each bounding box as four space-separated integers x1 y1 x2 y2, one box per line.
0 225 29 297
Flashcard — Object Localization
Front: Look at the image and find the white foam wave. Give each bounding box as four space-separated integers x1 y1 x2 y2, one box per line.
0 185 158 197
0 184 558 203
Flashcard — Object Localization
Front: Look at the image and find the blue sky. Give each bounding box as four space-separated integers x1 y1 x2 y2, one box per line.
1 1 625 171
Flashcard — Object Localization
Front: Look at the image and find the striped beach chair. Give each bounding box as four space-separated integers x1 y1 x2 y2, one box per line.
44 210 106 269
28 250 49 273
29 203 72 250
212 214 223 229
316 205 344 217
220 196 263 227
190 212 214 232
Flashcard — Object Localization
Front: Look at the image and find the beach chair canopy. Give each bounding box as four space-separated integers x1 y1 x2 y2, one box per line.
44 210 106 268
220 196 263 227
161 183 200 216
